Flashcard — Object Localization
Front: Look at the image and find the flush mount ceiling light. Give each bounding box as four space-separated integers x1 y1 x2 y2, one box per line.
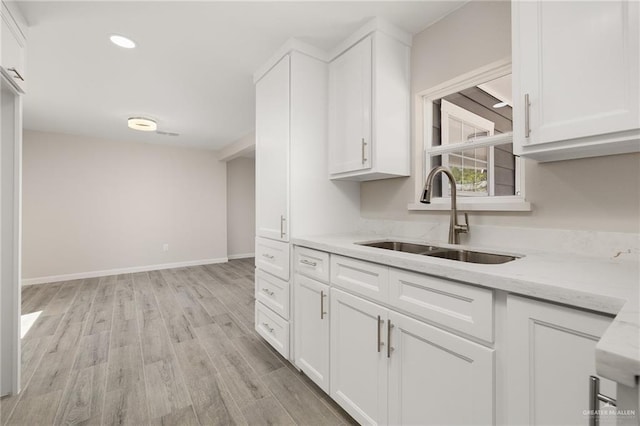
110 34 136 49
493 101 508 108
128 117 157 132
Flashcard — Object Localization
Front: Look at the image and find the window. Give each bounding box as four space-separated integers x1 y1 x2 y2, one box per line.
410 60 530 211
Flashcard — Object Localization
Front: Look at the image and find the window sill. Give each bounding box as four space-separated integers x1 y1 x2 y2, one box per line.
407 198 532 212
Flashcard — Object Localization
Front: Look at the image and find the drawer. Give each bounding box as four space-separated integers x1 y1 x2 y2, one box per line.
330 255 389 303
294 246 330 283
255 268 289 320
256 301 289 358
389 268 494 342
255 237 290 280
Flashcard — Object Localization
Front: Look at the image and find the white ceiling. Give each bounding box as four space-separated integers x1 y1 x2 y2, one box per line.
18 1 466 150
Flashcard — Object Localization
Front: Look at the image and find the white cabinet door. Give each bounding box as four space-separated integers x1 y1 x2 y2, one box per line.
513 1 639 160
328 36 372 175
294 274 330 392
388 311 494 426
255 55 289 242
330 288 387 425
507 295 616 426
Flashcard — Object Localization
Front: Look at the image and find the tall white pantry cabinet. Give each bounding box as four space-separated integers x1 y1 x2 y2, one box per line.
253 43 359 360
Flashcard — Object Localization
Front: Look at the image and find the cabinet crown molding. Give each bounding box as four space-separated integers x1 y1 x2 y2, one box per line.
253 38 329 83
328 17 412 61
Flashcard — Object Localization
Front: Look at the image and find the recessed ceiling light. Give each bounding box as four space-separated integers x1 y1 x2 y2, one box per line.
110 34 136 49
128 117 157 132
493 101 508 108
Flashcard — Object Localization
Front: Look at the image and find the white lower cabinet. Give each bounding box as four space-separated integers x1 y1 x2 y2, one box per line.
294 274 330 393
330 288 388 425
388 311 494 426
507 295 616 426
330 287 494 426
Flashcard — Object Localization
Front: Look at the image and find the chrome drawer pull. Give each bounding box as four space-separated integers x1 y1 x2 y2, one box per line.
261 288 275 296
377 316 384 352
320 290 327 319
524 93 531 138
589 376 617 426
262 322 274 333
8 68 24 81
300 259 317 267
361 138 367 164
280 215 286 238
262 253 275 260
387 321 394 358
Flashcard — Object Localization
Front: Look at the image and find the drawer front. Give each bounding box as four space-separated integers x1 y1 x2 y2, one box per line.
389 268 494 342
255 301 289 358
255 269 289 320
255 237 290 280
294 247 330 283
330 255 389 303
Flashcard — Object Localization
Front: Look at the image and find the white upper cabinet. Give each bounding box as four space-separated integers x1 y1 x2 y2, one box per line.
1 2 27 93
255 55 290 242
512 0 640 161
328 36 372 175
328 21 411 181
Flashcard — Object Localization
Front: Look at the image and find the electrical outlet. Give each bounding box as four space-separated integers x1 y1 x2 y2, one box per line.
162 243 169 252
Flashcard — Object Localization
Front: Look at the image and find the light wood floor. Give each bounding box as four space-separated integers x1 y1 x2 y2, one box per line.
1 259 356 426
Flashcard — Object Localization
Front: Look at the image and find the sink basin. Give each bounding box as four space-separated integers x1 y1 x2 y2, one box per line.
425 249 518 264
356 240 519 264
357 240 442 255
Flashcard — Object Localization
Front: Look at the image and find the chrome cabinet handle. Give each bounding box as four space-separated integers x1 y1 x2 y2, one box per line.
262 253 274 260
262 322 274 333
8 68 24 82
589 376 617 426
280 215 286 238
320 290 327 319
524 93 531 138
361 138 367 164
300 259 317 267
387 320 394 358
377 316 384 352
261 288 275 296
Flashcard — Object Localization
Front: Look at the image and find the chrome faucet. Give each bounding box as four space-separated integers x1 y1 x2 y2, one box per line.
420 166 469 244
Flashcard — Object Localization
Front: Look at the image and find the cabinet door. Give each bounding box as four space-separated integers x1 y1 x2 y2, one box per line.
294 275 329 392
330 288 387 425
328 36 372 175
388 311 494 426
513 1 639 148
507 295 616 426
255 55 289 241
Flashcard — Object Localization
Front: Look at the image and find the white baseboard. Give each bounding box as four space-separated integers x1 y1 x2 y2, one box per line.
22 257 228 286
227 253 255 260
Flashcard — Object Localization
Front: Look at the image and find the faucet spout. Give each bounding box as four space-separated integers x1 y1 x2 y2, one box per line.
420 166 469 244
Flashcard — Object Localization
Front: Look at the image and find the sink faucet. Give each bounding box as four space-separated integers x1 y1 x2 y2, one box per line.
420 166 469 245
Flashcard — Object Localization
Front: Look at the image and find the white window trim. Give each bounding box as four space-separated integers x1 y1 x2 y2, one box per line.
409 58 532 212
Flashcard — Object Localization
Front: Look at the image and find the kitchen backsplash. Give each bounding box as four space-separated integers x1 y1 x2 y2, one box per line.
357 219 640 260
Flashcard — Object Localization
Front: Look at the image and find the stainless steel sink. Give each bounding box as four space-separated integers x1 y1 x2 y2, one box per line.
424 249 518 264
358 240 442 255
356 240 519 264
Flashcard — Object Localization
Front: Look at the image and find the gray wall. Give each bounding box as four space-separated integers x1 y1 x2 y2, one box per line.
22 130 228 280
361 0 640 233
227 156 255 257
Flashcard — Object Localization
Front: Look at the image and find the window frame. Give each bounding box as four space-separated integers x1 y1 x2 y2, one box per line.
409 58 531 212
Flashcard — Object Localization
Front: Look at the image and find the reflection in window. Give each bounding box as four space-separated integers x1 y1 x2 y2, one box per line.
427 74 519 199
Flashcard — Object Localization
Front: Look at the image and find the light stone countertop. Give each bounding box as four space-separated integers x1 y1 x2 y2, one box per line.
291 233 640 387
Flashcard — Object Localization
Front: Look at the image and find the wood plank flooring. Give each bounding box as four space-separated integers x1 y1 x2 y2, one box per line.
1 259 356 426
